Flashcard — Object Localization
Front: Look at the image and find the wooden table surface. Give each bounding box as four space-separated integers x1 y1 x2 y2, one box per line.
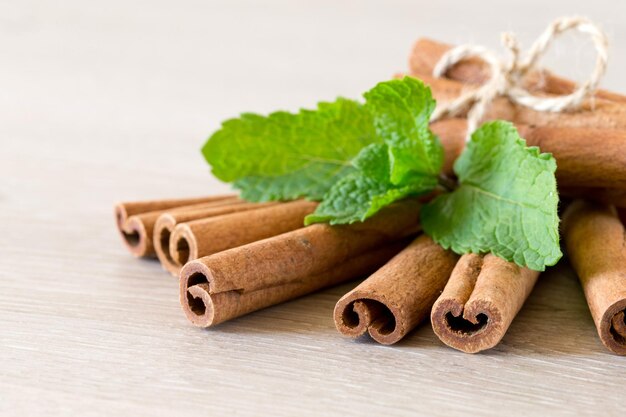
2 1 625 415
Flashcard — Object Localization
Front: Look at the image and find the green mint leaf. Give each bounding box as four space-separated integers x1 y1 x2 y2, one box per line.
303 172 422 225
232 164 355 202
202 98 379 201
305 143 436 225
364 76 443 184
421 121 562 271
351 143 390 181
305 77 443 225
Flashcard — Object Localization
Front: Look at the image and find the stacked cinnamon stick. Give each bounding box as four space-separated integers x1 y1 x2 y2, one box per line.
115 196 320 275
114 37 626 356
115 194 421 321
398 38 626 354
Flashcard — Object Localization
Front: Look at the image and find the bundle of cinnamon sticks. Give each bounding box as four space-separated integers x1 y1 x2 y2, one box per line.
114 37 626 356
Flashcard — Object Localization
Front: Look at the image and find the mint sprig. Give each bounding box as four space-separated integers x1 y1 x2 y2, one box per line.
201 77 562 270
305 78 442 224
304 143 437 225
363 77 442 184
421 121 561 271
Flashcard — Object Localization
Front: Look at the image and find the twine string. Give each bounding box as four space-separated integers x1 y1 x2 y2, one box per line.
429 16 610 140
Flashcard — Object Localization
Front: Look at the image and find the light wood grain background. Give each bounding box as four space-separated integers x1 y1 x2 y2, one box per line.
1 1 625 416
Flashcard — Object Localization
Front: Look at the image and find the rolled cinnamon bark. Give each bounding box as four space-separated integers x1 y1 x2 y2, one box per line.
516 126 626 189
180 200 421 327
397 69 626 136
114 195 239 257
431 254 539 353
409 38 626 103
431 118 626 189
430 118 467 175
334 235 458 344
413 72 626 130
170 200 318 269
618 208 626 225
154 201 278 275
431 117 626 206
562 200 626 355
561 187 626 208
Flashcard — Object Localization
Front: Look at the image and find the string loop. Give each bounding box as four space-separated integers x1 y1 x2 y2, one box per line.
430 16 610 141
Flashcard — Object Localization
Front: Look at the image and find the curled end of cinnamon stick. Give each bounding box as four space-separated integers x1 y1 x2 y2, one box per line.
170 224 197 267
334 235 458 345
114 204 151 257
180 261 217 327
431 297 501 354
600 300 626 355
153 214 181 276
431 254 538 353
334 294 404 345
114 204 127 230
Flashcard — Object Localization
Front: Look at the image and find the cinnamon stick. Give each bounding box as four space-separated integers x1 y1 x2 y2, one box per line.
409 38 626 103
114 194 239 257
180 201 421 327
154 201 278 275
412 72 626 130
618 208 626 225
560 187 626 209
431 118 626 189
424 87 626 206
431 254 539 353
562 200 626 355
334 235 458 344
169 200 318 271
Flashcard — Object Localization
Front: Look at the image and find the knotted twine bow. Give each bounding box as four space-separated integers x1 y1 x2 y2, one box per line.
429 16 610 140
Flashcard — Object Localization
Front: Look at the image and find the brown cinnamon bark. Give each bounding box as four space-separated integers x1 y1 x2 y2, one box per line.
516 126 626 189
430 117 626 207
431 254 539 353
430 118 467 175
169 200 318 270
154 201 278 275
410 72 626 130
180 201 421 327
334 235 458 344
409 38 626 103
562 200 626 355
560 187 626 208
431 118 626 189
114 195 239 257
618 208 626 225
